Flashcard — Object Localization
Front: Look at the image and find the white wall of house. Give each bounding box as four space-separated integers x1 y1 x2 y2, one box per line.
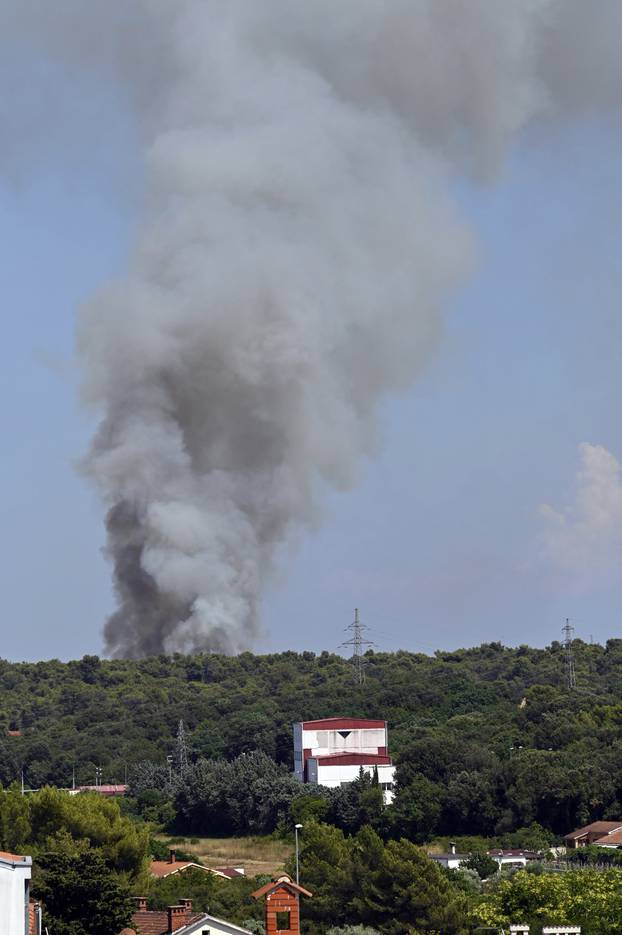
0 854 31 935
430 855 467 870
180 912 252 934
307 761 395 802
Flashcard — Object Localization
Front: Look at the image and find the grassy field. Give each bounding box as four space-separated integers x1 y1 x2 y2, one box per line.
158 835 293 877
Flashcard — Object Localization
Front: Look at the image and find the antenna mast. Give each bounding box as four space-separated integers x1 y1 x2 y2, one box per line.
176 719 189 774
562 618 577 691
340 608 374 684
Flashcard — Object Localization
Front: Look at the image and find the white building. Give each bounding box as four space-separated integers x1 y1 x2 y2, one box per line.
293 717 395 802
428 852 469 871
0 850 36 935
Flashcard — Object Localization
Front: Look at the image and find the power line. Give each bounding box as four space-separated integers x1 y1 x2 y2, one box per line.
561 618 577 691
340 608 375 685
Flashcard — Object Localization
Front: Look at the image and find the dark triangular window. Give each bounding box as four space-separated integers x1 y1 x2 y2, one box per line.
338 730 351 739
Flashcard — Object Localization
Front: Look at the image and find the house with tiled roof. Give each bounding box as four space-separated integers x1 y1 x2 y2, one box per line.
564 821 622 848
125 897 252 935
150 850 244 880
591 827 622 848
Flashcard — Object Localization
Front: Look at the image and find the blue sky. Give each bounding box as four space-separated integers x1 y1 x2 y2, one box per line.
2 77 622 660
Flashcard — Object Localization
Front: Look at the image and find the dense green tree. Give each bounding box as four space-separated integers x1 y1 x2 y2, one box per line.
0 786 149 876
464 853 499 880
294 822 468 934
471 867 622 935
32 851 133 935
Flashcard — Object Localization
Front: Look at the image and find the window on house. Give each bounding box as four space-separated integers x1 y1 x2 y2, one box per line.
276 910 291 930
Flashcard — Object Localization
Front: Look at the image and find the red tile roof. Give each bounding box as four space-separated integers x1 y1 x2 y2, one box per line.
150 859 223 878
564 821 622 840
131 909 205 935
593 829 622 846
76 784 128 796
252 874 312 900
150 859 235 879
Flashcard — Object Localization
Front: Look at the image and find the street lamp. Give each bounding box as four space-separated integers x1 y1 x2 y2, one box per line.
95 766 102 788
294 823 303 884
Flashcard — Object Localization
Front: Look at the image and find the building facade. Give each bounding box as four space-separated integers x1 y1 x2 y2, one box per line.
0 851 34 935
293 717 395 802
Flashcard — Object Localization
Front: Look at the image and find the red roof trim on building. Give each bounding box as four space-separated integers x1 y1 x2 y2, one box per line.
311 753 392 766
301 718 386 730
0 851 29 864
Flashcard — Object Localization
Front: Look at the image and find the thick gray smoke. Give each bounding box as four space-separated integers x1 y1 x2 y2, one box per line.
6 1 622 656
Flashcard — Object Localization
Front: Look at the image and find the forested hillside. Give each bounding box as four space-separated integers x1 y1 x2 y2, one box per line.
2 640 622 838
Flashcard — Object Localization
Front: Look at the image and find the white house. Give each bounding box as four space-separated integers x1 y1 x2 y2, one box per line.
0 850 36 935
428 852 469 871
488 849 541 868
293 717 395 802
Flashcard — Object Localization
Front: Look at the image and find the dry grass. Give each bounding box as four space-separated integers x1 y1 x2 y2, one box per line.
157 835 293 877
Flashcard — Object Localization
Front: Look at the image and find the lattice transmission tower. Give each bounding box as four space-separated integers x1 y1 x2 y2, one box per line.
562 618 577 691
176 719 189 774
340 608 374 685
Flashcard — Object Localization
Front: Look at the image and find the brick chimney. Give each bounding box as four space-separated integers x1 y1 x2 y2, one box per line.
169 848 177 864
167 904 192 933
134 896 148 911
252 874 312 935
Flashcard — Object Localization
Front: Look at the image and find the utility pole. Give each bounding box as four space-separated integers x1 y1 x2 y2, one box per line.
562 618 577 691
340 608 374 685
176 719 189 775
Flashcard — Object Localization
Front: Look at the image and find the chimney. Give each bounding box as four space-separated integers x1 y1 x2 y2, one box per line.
169 848 176 864
134 896 148 911
450 842 456 855
167 904 191 933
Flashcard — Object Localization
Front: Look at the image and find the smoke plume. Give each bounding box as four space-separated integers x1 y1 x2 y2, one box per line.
7 1 622 655
540 443 622 587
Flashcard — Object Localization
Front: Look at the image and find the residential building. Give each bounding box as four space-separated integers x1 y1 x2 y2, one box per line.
252 874 312 935
590 828 622 849
0 850 36 935
563 821 622 848
488 848 541 868
150 850 245 880
126 897 252 935
293 717 395 802
428 849 469 871
73 783 128 797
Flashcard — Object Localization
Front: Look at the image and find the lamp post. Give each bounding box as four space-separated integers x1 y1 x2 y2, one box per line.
95 766 102 788
166 755 173 784
294 823 303 884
